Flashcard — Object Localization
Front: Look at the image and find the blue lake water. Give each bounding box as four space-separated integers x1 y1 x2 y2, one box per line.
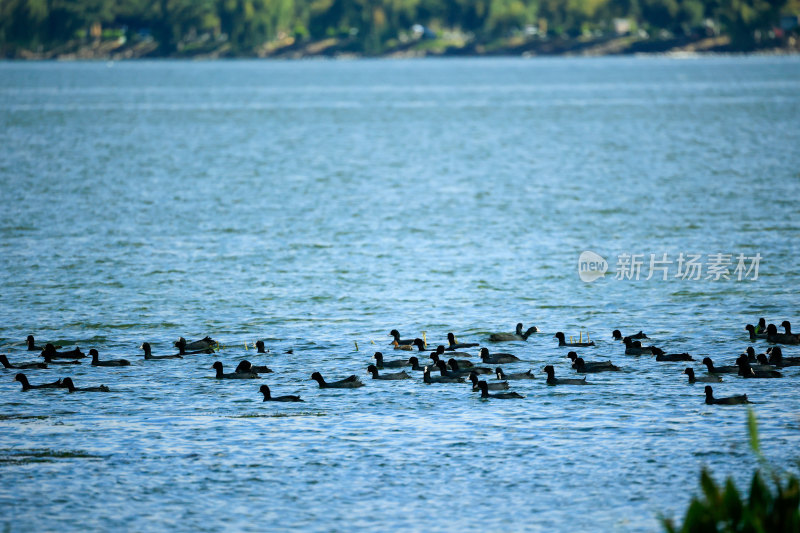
1 56 799 531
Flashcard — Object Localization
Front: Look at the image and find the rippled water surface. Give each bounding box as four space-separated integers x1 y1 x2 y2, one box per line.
1 57 799 532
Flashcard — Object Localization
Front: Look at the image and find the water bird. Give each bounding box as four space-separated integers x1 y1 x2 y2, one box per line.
42 352 81 365
422 366 464 384
622 337 662 356
766 324 800 345
574 357 620 373
259 385 302 402
449 359 490 375
704 386 750 405
489 323 539 342
479 348 519 364
475 380 524 399
435 359 470 377
389 330 415 346
366 364 410 380
61 377 109 392
735 356 782 378
683 367 722 383
433 346 474 367
612 330 648 340
656 352 693 362
767 346 800 367
255 341 268 353
140 342 182 360
445 333 479 350
0 354 47 369
174 336 216 351
89 349 130 367
235 360 272 374
701 357 738 374
495 367 534 380
311 372 364 388
40 343 85 359
175 337 215 355
213 361 258 379
373 351 409 369
469 371 508 391
14 373 63 391
554 332 594 347
26 335 61 351
543 365 588 385
408 356 426 371
745 324 767 341
392 338 428 351
567 352 617 370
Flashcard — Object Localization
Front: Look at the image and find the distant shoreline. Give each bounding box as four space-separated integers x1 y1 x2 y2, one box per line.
6 34 799 61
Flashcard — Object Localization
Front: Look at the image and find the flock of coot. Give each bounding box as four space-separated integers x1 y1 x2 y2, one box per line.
3 320 798 404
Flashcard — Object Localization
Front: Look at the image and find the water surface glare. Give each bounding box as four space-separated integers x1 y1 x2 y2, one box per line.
1 57 799 532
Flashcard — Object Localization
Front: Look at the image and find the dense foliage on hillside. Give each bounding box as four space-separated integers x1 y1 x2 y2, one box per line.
1 0 797 57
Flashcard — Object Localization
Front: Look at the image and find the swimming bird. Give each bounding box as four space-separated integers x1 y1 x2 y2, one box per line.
422 366 464 384
435 360 470 378
213 361 258 379
259 384 302 402
756 318 767 334
0 354 47 369
61 377 110 392
469 371 508 391
733 354 775 372
735 356 782 378
140 342 183 360
612 330 648 340
701 357 737 374
433 346 474 367
741 346 760 362
554 332 594 347
656 352 693 362
14 373 62 391
408 356 427 371
683 367 722 383
235 360 272 374
389 330 415 346
26 335 60 351
373 351 409 369
40 344 85 359
704 385 750 405
622 337 662 356
311 372 364 388
366 364 411 380
449 359 491 375
767 346 800 367
89 349 130 367
495 367 534 380
479 348 520 364
174 336 216 351
574 357 620 373
489 323 539 342
475 380 524 399
543 365 588 385
567 352 617 370
175 337 215 355
255 341 268 353
445 333 479 350
745 324 767 342
766 324 800 345
41 352 81 365
392 338 428 351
